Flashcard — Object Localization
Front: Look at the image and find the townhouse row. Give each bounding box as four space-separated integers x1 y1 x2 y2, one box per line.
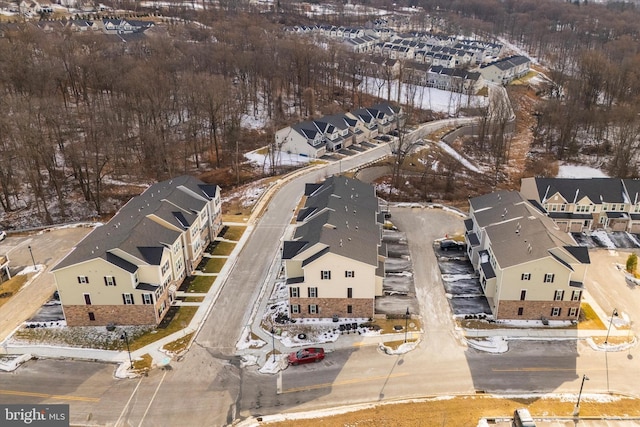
521 177 640 233
275 103 403 159
51 175 222 327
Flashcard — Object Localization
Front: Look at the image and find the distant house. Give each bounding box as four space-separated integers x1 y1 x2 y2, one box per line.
465 190 590 321
67 19 99 32
520 177 640 233
275 103 402 157
101 18 153 34
51 175 222 327
479 55 531 85
282 176 385 320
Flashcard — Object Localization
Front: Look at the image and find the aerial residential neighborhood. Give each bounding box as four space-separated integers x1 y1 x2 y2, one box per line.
1 0 640 426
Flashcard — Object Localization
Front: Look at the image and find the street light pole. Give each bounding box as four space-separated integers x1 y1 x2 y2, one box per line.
27 245 36 270
404 307 410 343
120 331 133 368
574 374 589 416
271 327 276 362
605 308 619 345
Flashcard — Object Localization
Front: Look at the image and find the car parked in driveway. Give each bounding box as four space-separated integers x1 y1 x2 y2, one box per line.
0 230 6 241
288 347 325 365
439 239 465 251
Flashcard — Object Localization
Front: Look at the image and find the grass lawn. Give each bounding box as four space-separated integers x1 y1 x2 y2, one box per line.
130 306 198 351
364 318 422 335
265 395 640 426
0 275 28 308
221 225 245 241
202 257 225 274
577 303 606 330
459 303 605 331
162 332 195 354
186 275 215 293
211 241 236 256
132 353 152 374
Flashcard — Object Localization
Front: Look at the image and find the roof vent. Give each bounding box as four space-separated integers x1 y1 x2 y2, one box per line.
527 243 532 253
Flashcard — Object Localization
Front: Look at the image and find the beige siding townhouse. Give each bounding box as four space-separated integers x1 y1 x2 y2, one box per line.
52 175 222 327
282 176 385 320
465 190 590 321
520 177 629 233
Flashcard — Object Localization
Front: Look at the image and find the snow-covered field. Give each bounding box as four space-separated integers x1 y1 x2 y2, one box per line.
359 77 488 116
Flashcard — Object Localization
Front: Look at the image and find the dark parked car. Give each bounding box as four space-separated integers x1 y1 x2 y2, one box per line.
439 239 465 251
288 347 325 365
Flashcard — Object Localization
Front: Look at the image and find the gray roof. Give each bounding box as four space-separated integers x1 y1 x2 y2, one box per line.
485 214 583 269
533 178 626 204
284 176 381 267
470 190 524 211
473 191 588 269
53 175 219 272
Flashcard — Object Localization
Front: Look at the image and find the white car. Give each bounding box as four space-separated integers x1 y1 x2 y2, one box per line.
0 230 6 241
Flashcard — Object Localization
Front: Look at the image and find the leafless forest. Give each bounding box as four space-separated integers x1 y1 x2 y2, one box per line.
1 0 640 227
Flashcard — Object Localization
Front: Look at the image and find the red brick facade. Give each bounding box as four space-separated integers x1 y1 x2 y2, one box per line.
497 300 580 321
289 297 374 319
63 304 158 326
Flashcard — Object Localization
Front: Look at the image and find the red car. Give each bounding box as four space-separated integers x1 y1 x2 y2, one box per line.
288 347 325 366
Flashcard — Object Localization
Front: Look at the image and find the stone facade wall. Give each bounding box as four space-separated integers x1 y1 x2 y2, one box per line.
497 300 580 321
289 297 374 319
63 304 158 327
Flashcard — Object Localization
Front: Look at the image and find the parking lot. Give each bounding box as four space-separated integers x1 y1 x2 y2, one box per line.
435 246 492 316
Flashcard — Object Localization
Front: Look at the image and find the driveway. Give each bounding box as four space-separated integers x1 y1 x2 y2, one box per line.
584 248 640 329
0 226 94 342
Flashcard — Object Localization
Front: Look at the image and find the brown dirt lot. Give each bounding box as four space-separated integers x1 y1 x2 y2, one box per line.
263 395 640 426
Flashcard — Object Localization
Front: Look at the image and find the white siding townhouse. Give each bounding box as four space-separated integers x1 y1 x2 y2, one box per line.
282 176 385 320
52 175 222 327
465 190 590 321
479 55 531 85
275 103 403 158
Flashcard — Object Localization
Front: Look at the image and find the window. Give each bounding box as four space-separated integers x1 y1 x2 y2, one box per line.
78 276 89 284
321 270 331 280
308 304 318 314
520 290 527 301
551 307 561 316
290 287 300 298
88 312 95 321
517 307 524 316
161 261 170 275
571 290 582 301
554 290 564 301
290 304 300 314
104 276 117 286
521 273 531 281
308 287 318 298
345 271 355 278
122 293 134 305
142 294 153 305
83 293 92 305
544 274 555 283
347 288 353 298
569 307 579 317
347 305 353 314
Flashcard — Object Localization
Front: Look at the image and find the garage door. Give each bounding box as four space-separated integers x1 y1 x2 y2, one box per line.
570 222 583 232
